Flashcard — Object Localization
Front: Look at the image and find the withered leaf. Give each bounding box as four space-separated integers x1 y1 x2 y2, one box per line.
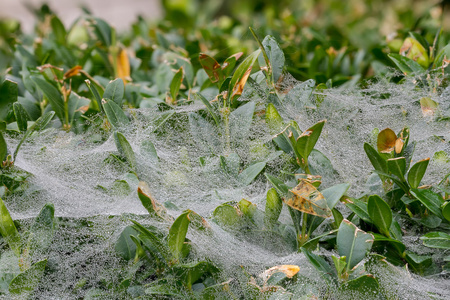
377 128 397 153
284 179 331 217
199 53 222 83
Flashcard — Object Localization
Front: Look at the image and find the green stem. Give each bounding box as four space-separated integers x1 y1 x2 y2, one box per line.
299 212 308 248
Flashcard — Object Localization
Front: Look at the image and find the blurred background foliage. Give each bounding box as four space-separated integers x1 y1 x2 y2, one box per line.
0 0 449 87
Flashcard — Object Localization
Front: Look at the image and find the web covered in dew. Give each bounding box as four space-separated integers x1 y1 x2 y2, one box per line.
2 70 450 298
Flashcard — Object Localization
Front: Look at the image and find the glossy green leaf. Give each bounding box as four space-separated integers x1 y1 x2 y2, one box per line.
372 233 406 254
238 162 266 186
103 99 130 129
407 158 429 189
404 251 432 275
322 183 350 209
0 197 21 256
0 79 18 122
387 157 406 180
388 53 426 75
103 78 124 106
9 259 47 296
85 79 103 111
30 76 65 122
420 232 450 249
410 189 444 218
295 120 326 159
13 102 29 132
367 195 392 237
345 198 372 224
442 201 450 222
170 67 184 101
364 143 388 174
265 188 282 228
168 210 191 261
337 219 374 270
114 131 136 171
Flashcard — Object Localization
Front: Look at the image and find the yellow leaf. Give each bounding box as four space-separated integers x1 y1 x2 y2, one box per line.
260 265 300 282
377 128 397 153
284 179 331 217
231 67 252 99
63 65 82 79
117 48 130 82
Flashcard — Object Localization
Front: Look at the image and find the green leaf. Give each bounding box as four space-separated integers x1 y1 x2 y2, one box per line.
130 220 169 264
410 189 444 218
364 143 388 174
103 99 130 129
115 226 139 260
404 251 432 275
0 132 6 162
322 183 350 209
295 120 326 160
301 248 336 285
339 275 379 296
442 201 450 222
28 203 54 256
195 93 220 127
238 162 266 186
0 197 21 256
345 198 372 224
170 67 184 102
433 44 450 69
103 78 124 106
264 173 290 196
168 210 191 261
0 79 18 122
265 188 282 228
13 103 29 133
367 195 392 237
13 111 55 161
229 101 255 144
9 259 47 296
337 219 374 270
30 76 65 122
387 157 406 180
89 17 112 47
114 131 136 171
407 158 430 189
420 232 450 249
372 233 406 254
258 35 285 84
388 53 426 75
85 79 103 111
213 203 242 229
174 261 217 289
222 52 243 78
302 229 338 251
50 15 66 45
265 103 284 135
229 49 261 100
